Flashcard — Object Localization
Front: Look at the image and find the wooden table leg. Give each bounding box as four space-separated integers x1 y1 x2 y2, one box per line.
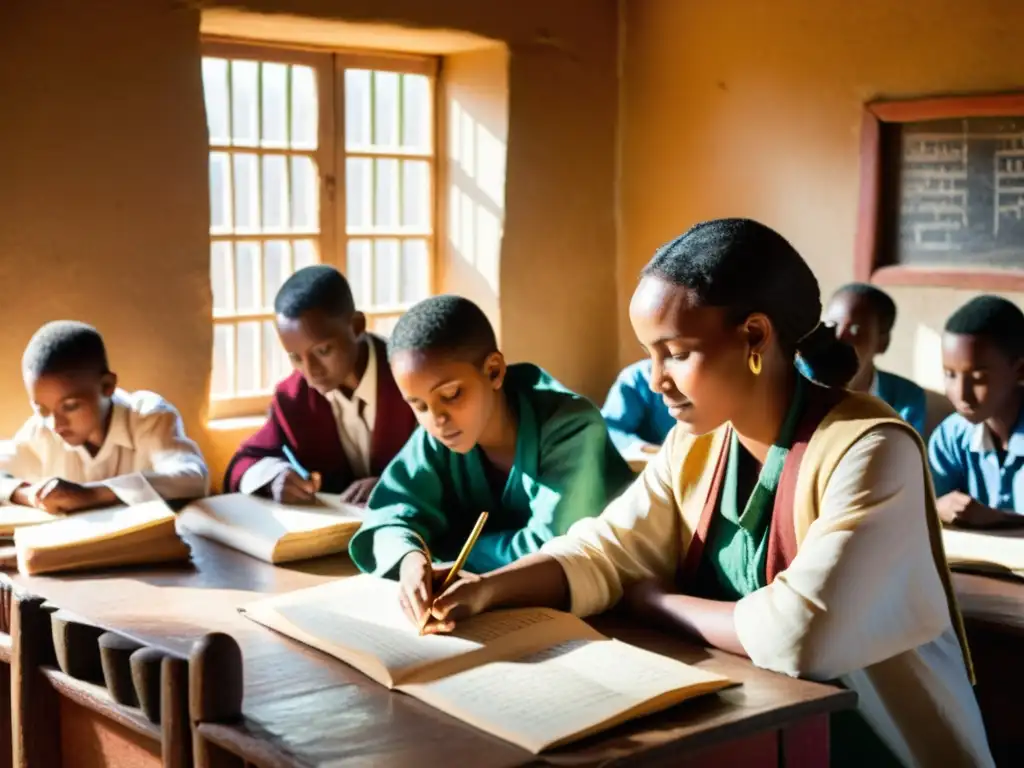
780 714 829 767
11 595 61 767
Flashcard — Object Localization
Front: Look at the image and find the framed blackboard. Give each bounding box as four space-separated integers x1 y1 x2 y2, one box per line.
855 93 1024 290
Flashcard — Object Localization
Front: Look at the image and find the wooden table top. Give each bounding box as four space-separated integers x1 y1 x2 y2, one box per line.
3 535 854 767
953 571 1024 636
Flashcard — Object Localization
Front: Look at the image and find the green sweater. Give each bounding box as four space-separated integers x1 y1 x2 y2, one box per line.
348 364 635 577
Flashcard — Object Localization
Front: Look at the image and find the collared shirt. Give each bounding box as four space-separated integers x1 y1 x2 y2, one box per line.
0 389 209 505
928 406 1024 513
326 339 377 478
601 360 676 453
240 340 379 493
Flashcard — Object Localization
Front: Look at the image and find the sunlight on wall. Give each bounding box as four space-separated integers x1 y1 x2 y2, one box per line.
448 98 506 295
913 322 945 392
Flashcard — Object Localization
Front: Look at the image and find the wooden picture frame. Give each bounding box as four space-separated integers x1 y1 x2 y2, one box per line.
855 92 1024 290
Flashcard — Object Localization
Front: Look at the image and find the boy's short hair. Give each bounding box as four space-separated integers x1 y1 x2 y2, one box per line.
832 282 898 335
945 295 1024 360
274 265 355 319
22 321 110 379
388 295 498 363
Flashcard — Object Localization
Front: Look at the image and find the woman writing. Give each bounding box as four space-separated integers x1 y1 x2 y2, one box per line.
409 219 992 767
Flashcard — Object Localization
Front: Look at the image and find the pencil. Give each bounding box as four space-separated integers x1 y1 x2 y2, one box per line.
419 510 488 633
281 445 310 481
282 446 321 500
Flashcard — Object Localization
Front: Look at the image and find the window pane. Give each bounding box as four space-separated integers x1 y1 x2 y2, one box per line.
262 154 289 231
236 321 261 393
373 239 400 306
293 239 317 270
346 157 372 229
291 156 318 232
263 240 290 307
291 65 317 150
202 58 230 145
230 60 259 146
345 69 371 149
347 239 371 306
212 324 234 397
373 71 400 148
375 158 399 228
400 239 430 303
261 62 288 147
233 153 259 232
262 320 288 389
209 152 232 233
235 241 261 312
401 74 430 151
211 241 233 313
401 160 430 230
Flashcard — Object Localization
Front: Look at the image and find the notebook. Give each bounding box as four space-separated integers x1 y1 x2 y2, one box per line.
14 500 190 575
942 526 1024 579
176 493 363 564
241 575 733 753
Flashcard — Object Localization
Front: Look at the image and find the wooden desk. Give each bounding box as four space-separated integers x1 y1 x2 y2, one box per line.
6 536 854 767
954 572 1024 765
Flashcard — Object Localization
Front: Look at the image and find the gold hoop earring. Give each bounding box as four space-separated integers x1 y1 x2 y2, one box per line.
748 352 762 376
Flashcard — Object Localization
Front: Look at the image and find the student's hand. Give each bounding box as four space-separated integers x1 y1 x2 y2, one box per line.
340 477 378 506
398 550 435 629
26 478 99 514
270 469 320 505
9 484 35 508
937 491 1008 528
638 442 661 455
426 572 491 634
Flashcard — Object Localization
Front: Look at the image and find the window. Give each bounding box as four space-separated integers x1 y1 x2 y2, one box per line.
202 42 436 417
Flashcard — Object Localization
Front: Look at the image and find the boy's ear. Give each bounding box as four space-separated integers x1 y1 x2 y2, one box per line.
350 311 367 338
878 330 892 356
483 352 506 390
100 371 117 398
1013 356 1024 384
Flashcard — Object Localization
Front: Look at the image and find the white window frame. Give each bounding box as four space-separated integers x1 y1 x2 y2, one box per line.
203 39 438 420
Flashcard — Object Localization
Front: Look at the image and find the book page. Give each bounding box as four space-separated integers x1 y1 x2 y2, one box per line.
178 494 364 563
943 527 1024 578
240 575 595 688
400 637 732 753
0 505 62 536
13 500 173 550
182 493 362 534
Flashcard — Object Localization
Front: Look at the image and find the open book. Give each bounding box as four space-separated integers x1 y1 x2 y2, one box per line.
177 493 363 564
14 500 190 575
0 505 62 537
242 575 732 753
943 526 1024 579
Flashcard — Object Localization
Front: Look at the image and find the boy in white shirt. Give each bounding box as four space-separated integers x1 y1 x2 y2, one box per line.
0 320 209 513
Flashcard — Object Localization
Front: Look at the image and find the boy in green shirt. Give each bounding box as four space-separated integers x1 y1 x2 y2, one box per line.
348 295 634 627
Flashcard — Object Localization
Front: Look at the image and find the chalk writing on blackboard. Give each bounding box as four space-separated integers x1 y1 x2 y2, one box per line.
890 117 1024 268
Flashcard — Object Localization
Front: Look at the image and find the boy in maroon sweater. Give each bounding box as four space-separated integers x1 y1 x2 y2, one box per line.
224 266 416 504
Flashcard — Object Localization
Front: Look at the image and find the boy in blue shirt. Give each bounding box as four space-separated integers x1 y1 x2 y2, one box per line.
601 360 676 453
929 295 1024 528
820 283 927 434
